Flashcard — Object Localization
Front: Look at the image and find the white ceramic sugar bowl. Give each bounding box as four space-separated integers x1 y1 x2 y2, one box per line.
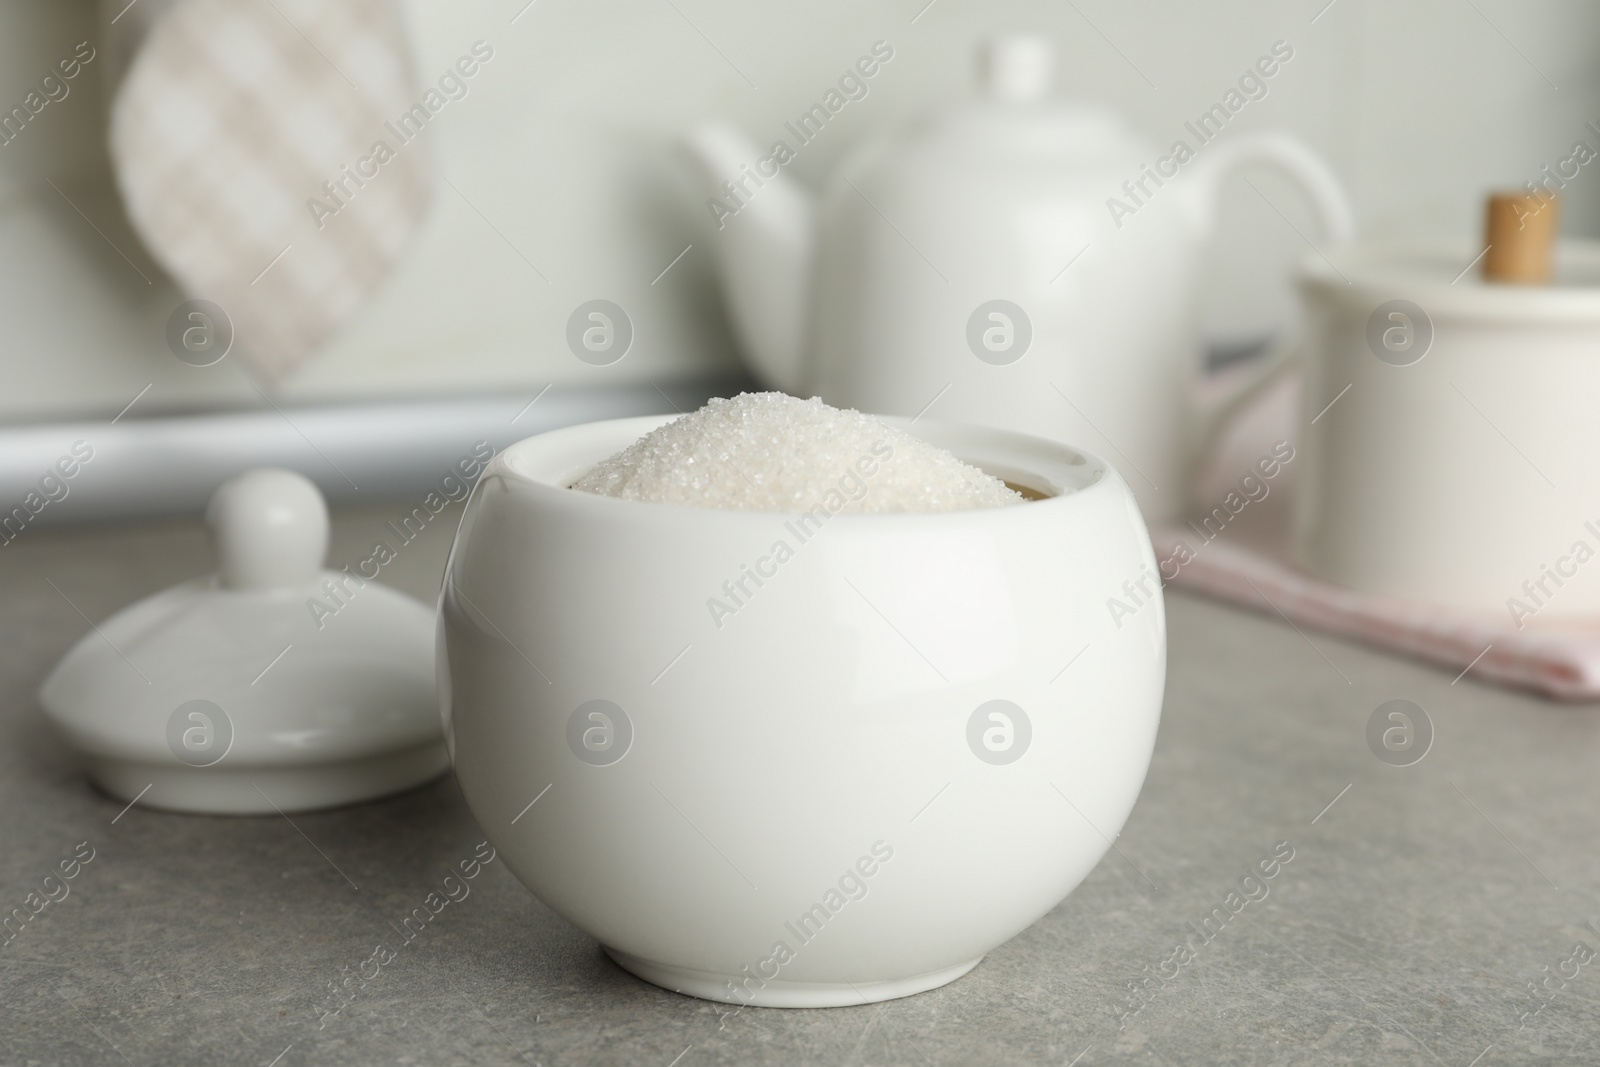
438 416 1166 1006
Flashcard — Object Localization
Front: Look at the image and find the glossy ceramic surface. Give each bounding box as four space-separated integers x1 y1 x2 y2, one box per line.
439 415 1166 1005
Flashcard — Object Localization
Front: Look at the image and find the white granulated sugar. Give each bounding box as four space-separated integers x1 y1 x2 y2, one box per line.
572 393 1024 513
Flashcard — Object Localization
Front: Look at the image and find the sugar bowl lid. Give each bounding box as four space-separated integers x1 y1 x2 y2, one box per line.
39 469 447 815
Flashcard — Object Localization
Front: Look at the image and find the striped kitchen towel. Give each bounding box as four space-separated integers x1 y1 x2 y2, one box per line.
105 0 432 381
1150 522 1600 701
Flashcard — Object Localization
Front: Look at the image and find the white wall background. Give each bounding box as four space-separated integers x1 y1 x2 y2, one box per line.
0 0 1593 421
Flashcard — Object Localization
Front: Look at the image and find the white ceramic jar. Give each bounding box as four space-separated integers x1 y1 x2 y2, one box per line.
1294 241 1600 622
438 415 1165 1006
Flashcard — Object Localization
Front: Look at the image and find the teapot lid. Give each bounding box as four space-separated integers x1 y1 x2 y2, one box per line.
976 35 1055 103
900 35 1144 161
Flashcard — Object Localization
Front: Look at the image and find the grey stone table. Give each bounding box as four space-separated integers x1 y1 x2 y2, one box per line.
3 504 1598 1066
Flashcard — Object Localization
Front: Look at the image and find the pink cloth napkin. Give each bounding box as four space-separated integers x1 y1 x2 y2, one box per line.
105 0 432 381
1162 362 1600 701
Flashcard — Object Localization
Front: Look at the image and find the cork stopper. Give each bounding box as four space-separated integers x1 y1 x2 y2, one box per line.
1482 192 1558 284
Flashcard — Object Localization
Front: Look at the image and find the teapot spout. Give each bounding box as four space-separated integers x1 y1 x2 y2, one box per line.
680 123 814 394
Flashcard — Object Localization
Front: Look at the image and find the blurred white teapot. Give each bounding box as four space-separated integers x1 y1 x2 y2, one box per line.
683 35 1352 520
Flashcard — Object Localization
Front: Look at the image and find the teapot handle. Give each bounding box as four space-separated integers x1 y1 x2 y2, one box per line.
1181 133 1353 446
1183 132 1353 244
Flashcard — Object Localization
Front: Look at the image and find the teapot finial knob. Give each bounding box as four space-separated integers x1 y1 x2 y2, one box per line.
206 468 328 590
977 35 1053 103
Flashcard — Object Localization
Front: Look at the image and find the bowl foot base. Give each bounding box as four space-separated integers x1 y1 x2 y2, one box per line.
602 946 982 1007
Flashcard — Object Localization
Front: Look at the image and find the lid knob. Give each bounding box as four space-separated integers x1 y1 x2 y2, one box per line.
1483 191 1558 284
977 35 1053 103
206 468 328 590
